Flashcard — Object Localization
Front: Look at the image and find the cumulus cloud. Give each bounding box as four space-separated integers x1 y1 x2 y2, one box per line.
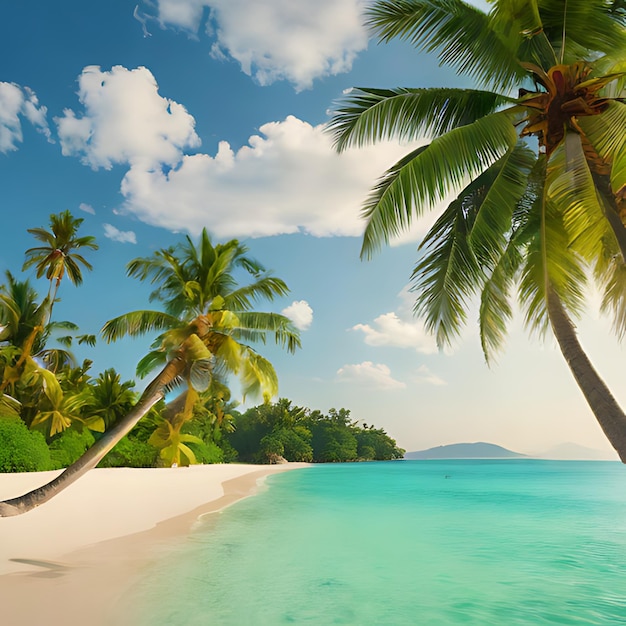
413 365 446 386
79 202 95 215
0 82 50 152
145 0 367 90
282 300 313 331
352 312 438 354
120 115 422 238
103 223 137 244
56 65 200 170
336 361 405 390
155 0 207 31
207 0 368 90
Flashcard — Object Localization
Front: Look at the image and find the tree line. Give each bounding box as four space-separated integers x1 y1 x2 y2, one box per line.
226 398 404 463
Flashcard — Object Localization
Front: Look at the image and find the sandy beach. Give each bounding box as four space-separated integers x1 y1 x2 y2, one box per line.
0 463 307 626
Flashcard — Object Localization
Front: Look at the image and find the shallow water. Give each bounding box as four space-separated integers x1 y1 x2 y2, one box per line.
127 460 626 625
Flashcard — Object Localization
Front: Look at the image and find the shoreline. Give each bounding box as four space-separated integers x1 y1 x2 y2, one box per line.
0 463 308 626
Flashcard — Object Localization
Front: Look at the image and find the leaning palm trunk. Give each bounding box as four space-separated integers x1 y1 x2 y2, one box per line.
0 355 186 517
547 288 626 462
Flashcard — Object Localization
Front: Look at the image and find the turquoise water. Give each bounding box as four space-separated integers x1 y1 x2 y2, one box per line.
127 461 626 625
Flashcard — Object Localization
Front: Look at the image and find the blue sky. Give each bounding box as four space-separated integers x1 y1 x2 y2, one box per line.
1 0 622 456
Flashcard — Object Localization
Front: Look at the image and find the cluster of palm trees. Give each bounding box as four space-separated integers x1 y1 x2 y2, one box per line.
329 0 626 459
0 215 300 516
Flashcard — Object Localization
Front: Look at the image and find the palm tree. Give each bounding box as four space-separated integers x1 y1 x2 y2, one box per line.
0 230 300 515
328 1 626 458
23 210 98 320
0 272 97 436
102 230 301 458
89 369 137 430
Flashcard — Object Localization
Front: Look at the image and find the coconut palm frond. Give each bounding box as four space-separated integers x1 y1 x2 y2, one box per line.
361 111 519 258
136 350 168 379
239 349 279 402
226 276 291 311
328 87 514 152
101 310 181 343
547 135 610 264
519 194 587 337
538 0 626 62
235 311 302 353
479 240 525 364
468 142 537 267
411 196 483 348
366 0 526 91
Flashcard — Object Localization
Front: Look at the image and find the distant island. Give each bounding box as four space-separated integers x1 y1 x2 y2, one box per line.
405 442 526 460
405 441 618 461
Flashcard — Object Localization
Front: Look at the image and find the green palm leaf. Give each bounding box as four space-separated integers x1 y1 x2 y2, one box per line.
135 350 168 379
361 110 519 258
479 241 524 363
519 195 587 335
412 196 482 348
600 256 626 339
239 349 279 402
365 0 527 91
235 312 301 353
468 142 537 266
0 393 21 418
328 87 514 152
101 310 181 342
577 102 626 195
548 134 611 261
538 0 626 62
225 276 290 310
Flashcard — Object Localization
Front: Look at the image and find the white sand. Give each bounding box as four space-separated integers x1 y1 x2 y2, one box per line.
0 463 307 625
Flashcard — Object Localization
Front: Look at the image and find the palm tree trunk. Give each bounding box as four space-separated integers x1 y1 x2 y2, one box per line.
0 355 186 517
547 287 626 462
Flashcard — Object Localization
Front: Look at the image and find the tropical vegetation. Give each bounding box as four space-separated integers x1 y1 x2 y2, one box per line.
227 398 405 463
0 215 402 517
328 0 626 459
0 219 304 515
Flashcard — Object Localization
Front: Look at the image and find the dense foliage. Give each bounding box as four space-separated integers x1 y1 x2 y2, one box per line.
0 418 52 472
227 399 405 464
0 213 401 483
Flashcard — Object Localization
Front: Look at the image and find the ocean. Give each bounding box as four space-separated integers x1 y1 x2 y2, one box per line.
125 460 626 625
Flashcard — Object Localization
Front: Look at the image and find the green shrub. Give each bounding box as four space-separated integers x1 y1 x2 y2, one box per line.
188 439 224 464
0 418 53 472
97 436 159 468
218 438 239 463
49 428 95 468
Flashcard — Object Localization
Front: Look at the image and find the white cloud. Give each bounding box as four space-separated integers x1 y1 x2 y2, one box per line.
79 202 95 215
0 82 50 152
336 361 405 390
120 115 420 238
282 300 313 331
103 223 137 244
207 0 368 90
155 0 207 31
56 65 200 170
352 312 438 354
413 365 446 386
146 0 368 90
